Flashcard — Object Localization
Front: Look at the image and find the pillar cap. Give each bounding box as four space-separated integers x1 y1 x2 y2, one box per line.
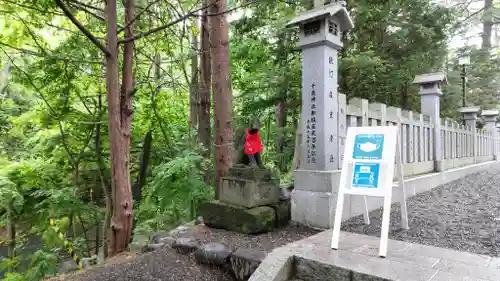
459 106 481 114
286 2 354 30
413 72 448 85
481 109 499 117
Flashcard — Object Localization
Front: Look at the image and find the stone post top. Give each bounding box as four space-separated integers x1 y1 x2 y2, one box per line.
459 106 481 114
412 72 448 85
481 109 499 117
286 2 354 31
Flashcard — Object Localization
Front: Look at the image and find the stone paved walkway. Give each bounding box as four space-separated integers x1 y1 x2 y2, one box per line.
342 162 500 257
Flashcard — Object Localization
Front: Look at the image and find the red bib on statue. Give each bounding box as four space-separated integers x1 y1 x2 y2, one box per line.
244 129 263 155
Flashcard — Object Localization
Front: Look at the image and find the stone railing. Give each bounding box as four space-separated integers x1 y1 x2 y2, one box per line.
338 96 500 176
292 72 500 229
342 96 436 177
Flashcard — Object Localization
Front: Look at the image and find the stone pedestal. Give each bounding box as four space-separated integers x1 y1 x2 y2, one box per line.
198 165 290 234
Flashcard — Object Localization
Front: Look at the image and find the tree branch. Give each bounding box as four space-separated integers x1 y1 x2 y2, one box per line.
54 0 111 57
119 0 256 44
117 0 163 34
0 41 103 64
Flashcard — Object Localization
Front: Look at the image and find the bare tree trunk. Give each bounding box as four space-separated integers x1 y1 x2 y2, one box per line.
7 208 15 273
190 20 199 131
481 0 493 53
198 0 212 185
209 0 233 199
96 91 111 259
106 0 134 256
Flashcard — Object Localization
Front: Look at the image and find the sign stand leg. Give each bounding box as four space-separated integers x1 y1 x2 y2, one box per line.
378 194 392 258
331 190 345 250
363 196 371 225
395 141 409 230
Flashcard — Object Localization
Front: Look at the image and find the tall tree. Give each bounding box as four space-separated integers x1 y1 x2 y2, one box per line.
209 0 233 198
199 0 212 185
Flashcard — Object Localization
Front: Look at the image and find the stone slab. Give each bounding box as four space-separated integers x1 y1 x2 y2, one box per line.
220 177 281 208
248 230 498 281
228 165 278 182
198 200 276 234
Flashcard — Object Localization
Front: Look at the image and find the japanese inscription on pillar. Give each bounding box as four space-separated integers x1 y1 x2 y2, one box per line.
301 46 339 171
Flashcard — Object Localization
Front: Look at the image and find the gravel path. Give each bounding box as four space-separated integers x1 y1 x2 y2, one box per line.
49 224 319 281
342 163 500 257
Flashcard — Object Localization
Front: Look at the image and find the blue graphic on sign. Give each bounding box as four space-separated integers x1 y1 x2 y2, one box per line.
352 162 380 188
352 134 384 160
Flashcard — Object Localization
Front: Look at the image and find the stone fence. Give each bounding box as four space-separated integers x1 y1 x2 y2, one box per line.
340 95 499 176
292 73 500 229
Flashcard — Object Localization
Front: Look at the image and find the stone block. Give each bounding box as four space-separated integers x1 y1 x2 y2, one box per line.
228 165 278 182
269 199 291 227
198 201 276 234
291 190 332 229
294 256 351 281
229 248 267 281
293 169 341 193
172 237 199 254
220 177 281 208
194 242 232 267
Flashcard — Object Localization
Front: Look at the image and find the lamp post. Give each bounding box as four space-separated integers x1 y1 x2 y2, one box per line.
458 54 470 107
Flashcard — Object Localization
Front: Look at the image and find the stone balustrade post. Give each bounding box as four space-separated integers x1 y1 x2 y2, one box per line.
460 107 481 163
481 109 499 160
413 72 447 172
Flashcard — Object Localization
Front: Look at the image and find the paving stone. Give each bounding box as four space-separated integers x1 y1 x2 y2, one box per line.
172 237 199 254
433 260 499 281
295 243 438 281
194 242 232 266
430 271 490 281
487 257 500 269
352 244 439 268
402 244 491 266
229 248 267 281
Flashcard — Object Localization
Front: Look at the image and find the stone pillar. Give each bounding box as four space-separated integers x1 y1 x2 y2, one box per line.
286 3 353 228
413 72 447 172
481 109 499 160
460 107 481 162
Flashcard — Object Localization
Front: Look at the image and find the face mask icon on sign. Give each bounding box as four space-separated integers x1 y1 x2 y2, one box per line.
358 142 380 153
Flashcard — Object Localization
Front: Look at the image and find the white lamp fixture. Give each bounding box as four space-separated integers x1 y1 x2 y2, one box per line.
458 54 470 66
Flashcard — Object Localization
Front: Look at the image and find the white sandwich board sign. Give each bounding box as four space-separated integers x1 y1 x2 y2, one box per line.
331 126 409 257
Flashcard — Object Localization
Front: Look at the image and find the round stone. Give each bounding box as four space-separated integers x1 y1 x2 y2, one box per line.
172 237 199 254
194 242 232 266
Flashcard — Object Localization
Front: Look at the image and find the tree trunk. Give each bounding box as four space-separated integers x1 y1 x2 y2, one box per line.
481 0 493 53
106 0 134 256
190 20 199 131
7 208 15 273
209 0 233 199
198 0 212 185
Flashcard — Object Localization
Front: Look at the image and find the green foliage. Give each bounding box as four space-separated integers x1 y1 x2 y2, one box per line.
134 150 210 235
0 0 498 279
